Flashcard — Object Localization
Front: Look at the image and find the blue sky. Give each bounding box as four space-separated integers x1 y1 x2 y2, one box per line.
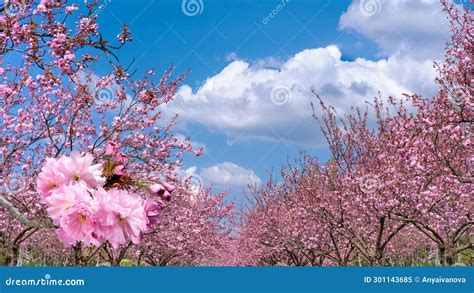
92 0 458 203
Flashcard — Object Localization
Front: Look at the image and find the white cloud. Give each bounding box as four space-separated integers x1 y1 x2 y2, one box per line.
160 0 455 146
199 162 262 187
176 163 261 188
339 0 451 60
164 45 438 146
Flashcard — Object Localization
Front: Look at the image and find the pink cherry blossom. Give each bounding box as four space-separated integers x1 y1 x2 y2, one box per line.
55 228 76 247
94 188 148 248
148 183 174 201
144 199 162 229
36 158 66 200
105 141 119 156
46 183 92 221
114 165 125 175
115 153 129 163
59 202 96 243
57 151 105 188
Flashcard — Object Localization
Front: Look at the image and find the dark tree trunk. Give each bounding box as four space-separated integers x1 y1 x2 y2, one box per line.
438 246 455 266
4 245 19 266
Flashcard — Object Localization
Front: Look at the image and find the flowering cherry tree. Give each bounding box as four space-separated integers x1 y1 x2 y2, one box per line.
134 188 234 266
0 0 203 265
383 0 473 265
229 0 472 267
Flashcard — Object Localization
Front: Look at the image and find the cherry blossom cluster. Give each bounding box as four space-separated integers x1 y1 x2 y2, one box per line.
36 143 175 249
133 189 234 266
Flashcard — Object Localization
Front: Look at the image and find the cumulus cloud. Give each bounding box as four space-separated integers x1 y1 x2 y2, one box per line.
159 0 453 188
159 0 455 146
179 163 261 188
165 45 438 146
199 162 262 187
339 0 451 60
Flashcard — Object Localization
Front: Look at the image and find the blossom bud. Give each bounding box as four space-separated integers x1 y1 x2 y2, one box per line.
144 199 162 228
114 165 125 175
105 141 119 156
148 182 175 201
115 152 128 163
